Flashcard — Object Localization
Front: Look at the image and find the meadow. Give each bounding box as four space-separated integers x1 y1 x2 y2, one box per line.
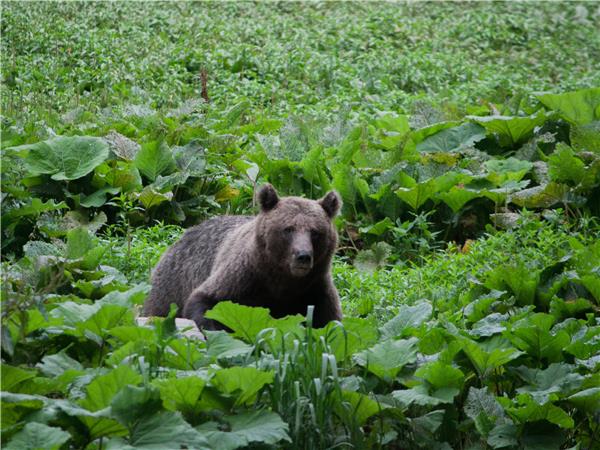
1 2 600 449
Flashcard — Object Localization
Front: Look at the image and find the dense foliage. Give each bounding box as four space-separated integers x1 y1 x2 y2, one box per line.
1 2 599 450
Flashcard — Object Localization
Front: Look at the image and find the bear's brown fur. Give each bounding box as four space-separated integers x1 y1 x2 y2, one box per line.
143 184 343 330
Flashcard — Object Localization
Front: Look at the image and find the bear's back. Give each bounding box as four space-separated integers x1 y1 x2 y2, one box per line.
143 215 253 316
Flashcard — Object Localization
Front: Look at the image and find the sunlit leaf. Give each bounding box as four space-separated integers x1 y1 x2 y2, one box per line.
354 338 418 380
416 122 486 152
153 376 207 414
198 410 290 450
15 136 109 180
134 140 175 181
4 422 70 450
468 112 549 145
381 302 432 339
211 367 274 406
536 87 600 125
205 301 304 342
335 391 384 426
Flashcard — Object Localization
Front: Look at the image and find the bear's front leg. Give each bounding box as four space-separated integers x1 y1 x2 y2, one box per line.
183 287 224 331
309 279 343 328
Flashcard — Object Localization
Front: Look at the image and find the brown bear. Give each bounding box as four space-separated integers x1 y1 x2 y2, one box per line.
143 184 343 330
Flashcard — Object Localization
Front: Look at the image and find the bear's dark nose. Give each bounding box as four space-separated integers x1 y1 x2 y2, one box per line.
296 251 312 264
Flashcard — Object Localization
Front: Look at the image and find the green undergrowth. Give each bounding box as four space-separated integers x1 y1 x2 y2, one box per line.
336 214 600 320
3 2 599 121
101 216 600 324
2 2 600 448
2 217 599 449
101 224 183 285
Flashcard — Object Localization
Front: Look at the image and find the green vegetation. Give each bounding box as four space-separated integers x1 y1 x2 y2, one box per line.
2 2 600 121
1 2 600 449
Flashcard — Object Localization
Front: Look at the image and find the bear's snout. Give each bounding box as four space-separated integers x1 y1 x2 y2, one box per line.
295 250 313 265
290 235 314 276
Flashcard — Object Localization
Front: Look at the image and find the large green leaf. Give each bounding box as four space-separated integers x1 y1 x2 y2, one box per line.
416 122 486 152
484 263 539 306
460 337 523 379
16 136 109 180
483 180 530 204
331 163 361 210
1 364 37 393
581 274 600 304
567 387 600 413
76 304 135 344
511 182 578 209
503 394 574 429
103 130 140 161
110 385 164 426
395 172 462 210
80 365 142 412
50 301 101 327
204 331 253 361
359 217 395 237
570 120 600 153
66 227 96 259
335 391 384 426
487 423 518 449
514 363 583 404
79 187 121 208
2 198 67 222
107 411 210 450
354 338 418 380
548 143 595 189
217 100 252 130
536 87 600 126
565 325 600 360
437 186 480 212
0 392 46 427
205 301 304 342
153 376 207 414
507 314 570 363
4 422 70 450
392 386 445 408
410 121 461 145
468 112 549 146
36 352 83 377
373 113 411 150
173 141 206 176
484 158 533 185
211 367 274 406
134 140 175 181
137 186 173 208
380 302 432 339
78 365 142 439
198 410 290 450
93 161 143 192
464 387 506 437
415 361 465 392
313 317 379 362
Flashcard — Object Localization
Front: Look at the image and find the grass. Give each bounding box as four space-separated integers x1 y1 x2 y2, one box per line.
2 2 599 125
100 223 183 284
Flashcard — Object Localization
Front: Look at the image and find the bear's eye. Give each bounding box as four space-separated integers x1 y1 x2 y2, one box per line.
283 226 294 235
311 229 323 240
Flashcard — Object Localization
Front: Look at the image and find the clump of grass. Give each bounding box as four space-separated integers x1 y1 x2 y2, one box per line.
100 224 183 283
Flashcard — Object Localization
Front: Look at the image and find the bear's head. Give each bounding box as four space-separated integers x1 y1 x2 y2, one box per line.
255 184 341 278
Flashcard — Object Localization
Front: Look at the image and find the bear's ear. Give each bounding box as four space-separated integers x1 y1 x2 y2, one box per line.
258 184 279 212
319 191 342 219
